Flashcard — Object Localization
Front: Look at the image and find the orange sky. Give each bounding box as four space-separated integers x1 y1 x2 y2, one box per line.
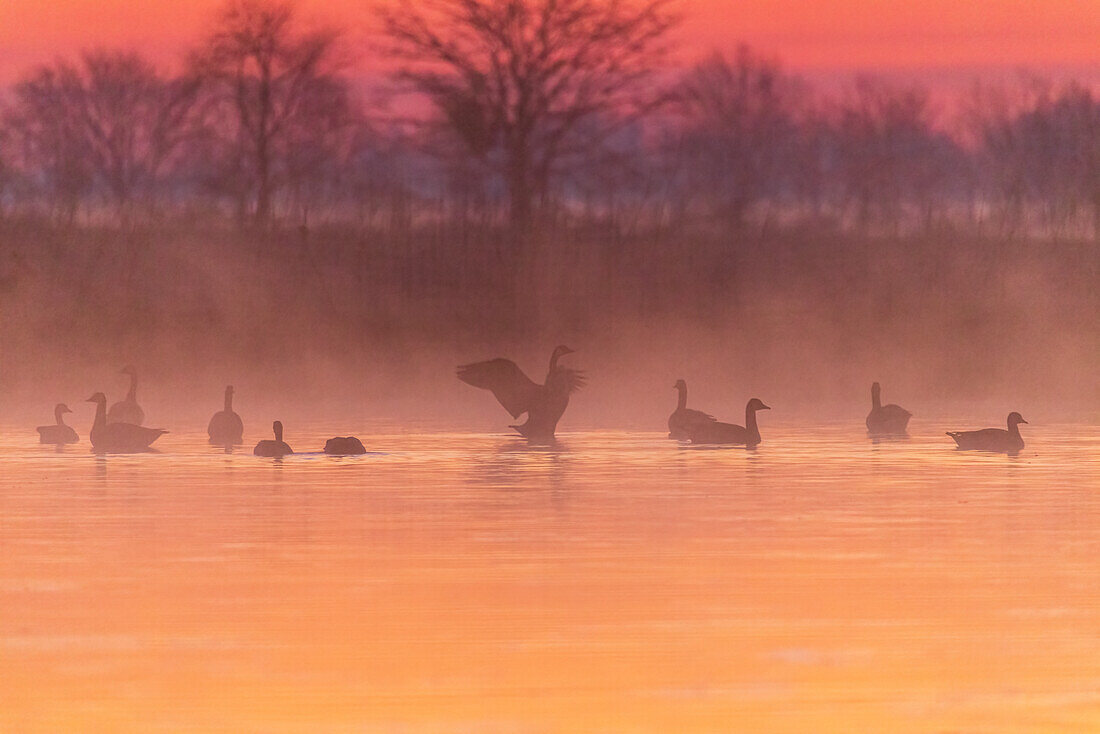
0 0 1097 81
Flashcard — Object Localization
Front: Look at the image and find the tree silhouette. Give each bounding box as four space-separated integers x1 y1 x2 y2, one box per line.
380 0 679 233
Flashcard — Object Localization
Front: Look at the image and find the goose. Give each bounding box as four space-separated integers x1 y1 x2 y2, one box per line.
865 382 912 435
36 403 79 444
86 393 165 452
947 412 1027 452
688 398 770 446
107 365 144 425
457 345 585 442
668 379 716 440
207 385 244 445
254 421 293 457
323 436 366 455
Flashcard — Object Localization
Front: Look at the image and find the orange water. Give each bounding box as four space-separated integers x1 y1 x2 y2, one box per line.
2 421 1099 732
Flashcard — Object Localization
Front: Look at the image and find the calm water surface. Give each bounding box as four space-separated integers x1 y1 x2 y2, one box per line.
2 420 1099 732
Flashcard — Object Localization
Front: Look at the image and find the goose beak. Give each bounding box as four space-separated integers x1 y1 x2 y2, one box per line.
760 403 771 410
85 396 96 402
1019 418 1028 424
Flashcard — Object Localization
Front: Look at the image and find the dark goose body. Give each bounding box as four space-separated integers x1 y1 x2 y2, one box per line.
668 379 716 440
947 412 1027 452
208 385 244 445
86 393 165 452
689 398 770 446
865 382 911 435
324 437 366 455
37 403 79 444
458 345 584 442
254 421 293 457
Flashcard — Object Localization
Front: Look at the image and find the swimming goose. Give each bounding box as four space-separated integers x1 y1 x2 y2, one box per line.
323 436 366 455
688 398 770 445
107 365 145 425
865 382 912 435
947 412 1027 452
86 393 165 452
457 345 585 442
668 379 717 440
36 403 79 444
207 385 244 445
254 421 293 457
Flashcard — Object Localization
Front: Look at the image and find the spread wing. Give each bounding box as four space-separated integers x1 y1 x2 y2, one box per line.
548 368 586 395
457 359 541 418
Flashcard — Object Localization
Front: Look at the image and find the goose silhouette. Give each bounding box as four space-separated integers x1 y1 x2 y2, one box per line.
207 385 244 446
36 403 79 444
87 393 165 452
324 437 366 455
688 398 770 446
668 379 717 440
947 412 1027 452
457 345 585 442
254 421 293 457
865 382 912 435
107 365 144 425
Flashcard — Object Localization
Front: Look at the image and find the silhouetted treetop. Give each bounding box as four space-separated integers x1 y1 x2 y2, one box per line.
379 0 681 230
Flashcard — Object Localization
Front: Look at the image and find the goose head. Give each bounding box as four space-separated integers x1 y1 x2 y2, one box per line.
1008 412 1028 427
85 392 107 406
120 365 137 376
54 403 72 421
674 379 687 391
272 420 284 442
553 345 575 358
747 398 771 412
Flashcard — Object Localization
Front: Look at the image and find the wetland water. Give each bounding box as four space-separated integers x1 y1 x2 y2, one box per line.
2 420 1099 732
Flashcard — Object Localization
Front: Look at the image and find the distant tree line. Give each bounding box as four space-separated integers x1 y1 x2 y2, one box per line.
0 0 1097 242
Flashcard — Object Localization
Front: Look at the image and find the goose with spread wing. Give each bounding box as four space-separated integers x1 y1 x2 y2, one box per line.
668 379 716 440
688 398 770 446
107 365 145 425
866 382 912 435
457 345 585 442
87 393 165 452
947 412 1027 452
37 403 79 444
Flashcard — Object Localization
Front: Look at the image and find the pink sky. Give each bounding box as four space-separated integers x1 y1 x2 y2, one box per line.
0 0 1097 82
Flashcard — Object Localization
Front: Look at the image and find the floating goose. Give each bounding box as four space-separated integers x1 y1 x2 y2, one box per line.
324 437 366 455
86 393 165 452
947 412 1027 452
36 403 79 444
254 421 293 457
207 385 244 445
107 365 145 425
688 398 770 446
457 345 585 442
668 379 716 440
865 382 912 435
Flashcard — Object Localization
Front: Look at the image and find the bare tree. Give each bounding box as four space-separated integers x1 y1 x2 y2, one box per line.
6 64 94 222
379 0 680 232
833 77 959 233
192 0 348 225
5 51 199 224
675 46 803 229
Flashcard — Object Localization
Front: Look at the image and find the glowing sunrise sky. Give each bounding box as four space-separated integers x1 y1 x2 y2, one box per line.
0 0 1097 82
